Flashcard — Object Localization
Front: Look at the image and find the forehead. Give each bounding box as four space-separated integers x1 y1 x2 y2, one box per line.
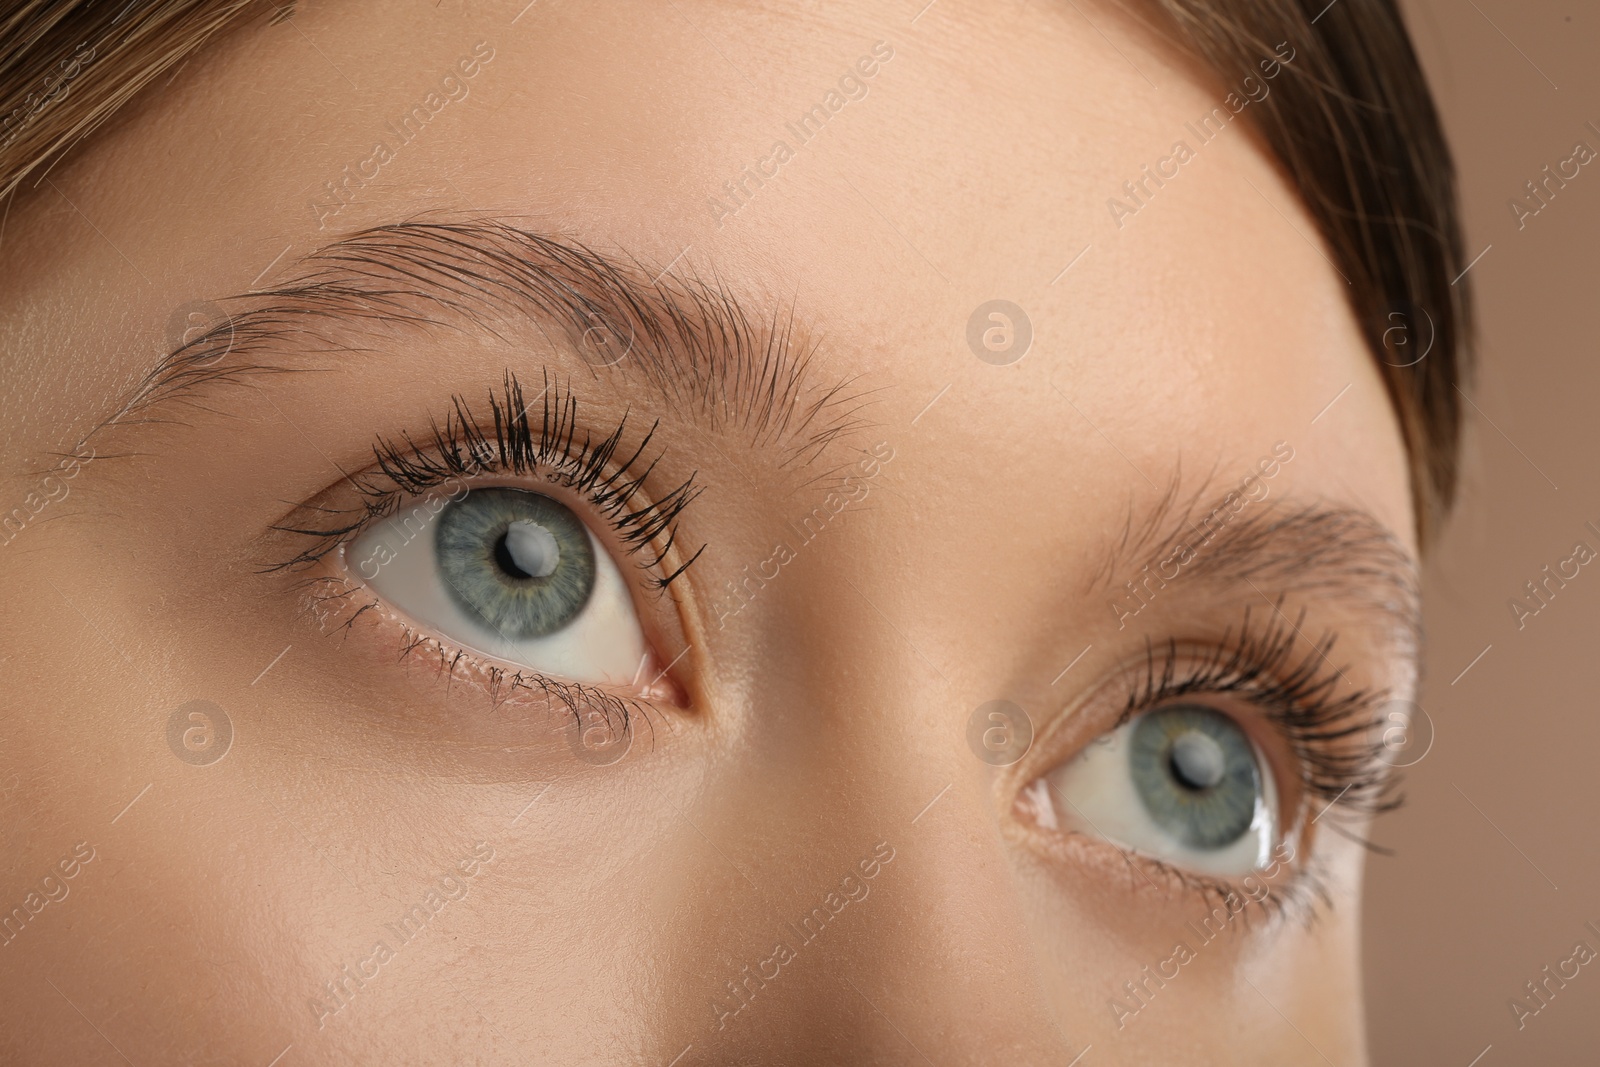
1 0 1410 551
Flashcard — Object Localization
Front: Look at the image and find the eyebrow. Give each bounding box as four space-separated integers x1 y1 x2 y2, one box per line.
94 219 870 473
1092 473 1422 653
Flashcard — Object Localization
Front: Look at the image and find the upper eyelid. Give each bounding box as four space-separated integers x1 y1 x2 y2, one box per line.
263 372 707 588
1120 621 1399 818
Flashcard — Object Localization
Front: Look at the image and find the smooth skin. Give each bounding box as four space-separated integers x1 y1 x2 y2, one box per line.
0 1 1414 1064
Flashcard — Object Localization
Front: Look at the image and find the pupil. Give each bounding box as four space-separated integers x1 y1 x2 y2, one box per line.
493 519 559 580
1168 731 1226 792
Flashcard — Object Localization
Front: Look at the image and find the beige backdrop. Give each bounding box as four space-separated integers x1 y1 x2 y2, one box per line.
1365 2 1599 1064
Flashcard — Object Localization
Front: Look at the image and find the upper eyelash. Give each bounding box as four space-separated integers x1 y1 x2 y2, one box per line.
262 368 706 588
1121 599 1402 834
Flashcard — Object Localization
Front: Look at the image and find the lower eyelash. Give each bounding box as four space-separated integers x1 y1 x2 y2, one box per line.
1114 845 1332 932
299 573 654 740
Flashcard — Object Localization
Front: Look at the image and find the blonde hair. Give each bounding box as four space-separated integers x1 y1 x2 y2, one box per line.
0 0 262 197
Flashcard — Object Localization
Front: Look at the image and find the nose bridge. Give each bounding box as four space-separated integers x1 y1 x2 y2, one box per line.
820 783 1084 1063
672 598 1083 1064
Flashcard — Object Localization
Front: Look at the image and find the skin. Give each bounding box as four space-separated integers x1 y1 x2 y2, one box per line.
0 1 1419 1064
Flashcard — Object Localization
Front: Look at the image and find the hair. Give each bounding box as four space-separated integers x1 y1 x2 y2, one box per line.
0 1 264 191
1128 0 1470 546
0 0 1469 545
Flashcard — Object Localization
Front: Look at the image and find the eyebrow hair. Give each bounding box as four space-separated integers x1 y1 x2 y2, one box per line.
93 218 872 475
1092 472 1422 652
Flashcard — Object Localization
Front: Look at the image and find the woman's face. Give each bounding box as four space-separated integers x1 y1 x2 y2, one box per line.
0 1 1418 1063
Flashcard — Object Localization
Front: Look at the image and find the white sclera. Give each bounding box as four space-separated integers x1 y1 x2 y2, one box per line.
346 504 647 686
1035 715 1278 877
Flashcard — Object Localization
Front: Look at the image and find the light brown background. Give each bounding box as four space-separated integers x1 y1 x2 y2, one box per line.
1365 2 1599 1064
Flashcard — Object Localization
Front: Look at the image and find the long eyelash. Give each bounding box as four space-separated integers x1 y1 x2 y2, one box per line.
1104 601 1401 926
1123 601 1400 824
263 369 706 590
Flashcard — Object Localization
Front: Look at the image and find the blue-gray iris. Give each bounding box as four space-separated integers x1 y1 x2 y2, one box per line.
1129 705 1260 850
435 488 596 639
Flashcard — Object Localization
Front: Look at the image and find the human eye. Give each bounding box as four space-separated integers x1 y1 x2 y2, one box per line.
1015 606 1398 913
1033 703 1279 878
266 371 702 716
353 484 647 687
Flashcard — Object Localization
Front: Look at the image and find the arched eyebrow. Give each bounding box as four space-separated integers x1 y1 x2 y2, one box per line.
1091 471 1423 653
91 218 872 473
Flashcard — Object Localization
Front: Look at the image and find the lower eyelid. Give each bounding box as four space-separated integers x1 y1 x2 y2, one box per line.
1005 804 1314 925
265 576 656 781
296 562 675 718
